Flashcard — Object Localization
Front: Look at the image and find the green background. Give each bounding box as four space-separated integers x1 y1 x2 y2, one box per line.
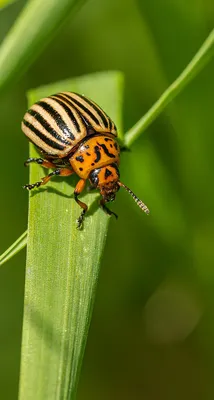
1 0 214 398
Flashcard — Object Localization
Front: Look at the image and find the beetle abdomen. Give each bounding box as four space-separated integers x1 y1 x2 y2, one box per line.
22 95 86 158
22 92 117 158
55 92 117 136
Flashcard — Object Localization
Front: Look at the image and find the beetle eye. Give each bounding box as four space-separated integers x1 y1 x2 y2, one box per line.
89 168 101 187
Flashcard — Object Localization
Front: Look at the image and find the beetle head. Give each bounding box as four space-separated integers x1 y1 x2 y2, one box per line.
89 163 150 215
89 163 120 202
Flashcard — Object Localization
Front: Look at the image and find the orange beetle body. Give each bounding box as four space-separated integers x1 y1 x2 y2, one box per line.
70 134 120 179
22 92 149 228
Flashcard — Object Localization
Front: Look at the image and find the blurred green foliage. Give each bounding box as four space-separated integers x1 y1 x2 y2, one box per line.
0 0 214 399
0 0 16 9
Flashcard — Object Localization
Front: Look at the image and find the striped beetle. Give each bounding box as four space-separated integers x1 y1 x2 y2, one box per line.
22 92 149 228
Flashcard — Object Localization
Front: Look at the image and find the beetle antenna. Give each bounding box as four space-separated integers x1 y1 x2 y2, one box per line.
118 182 150 215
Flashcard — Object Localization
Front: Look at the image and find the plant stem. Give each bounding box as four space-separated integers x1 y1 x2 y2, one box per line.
124 29 214 147
0 230 27 267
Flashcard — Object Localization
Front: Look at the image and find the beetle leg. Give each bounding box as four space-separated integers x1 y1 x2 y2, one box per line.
24 157 56 168
23 168 74 190
87 184 96 192
74 179 87 229
99 198 118 220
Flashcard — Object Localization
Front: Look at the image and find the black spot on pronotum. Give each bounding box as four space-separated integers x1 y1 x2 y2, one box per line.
91 162 95 166
79 167 83 171
86 152 91 156
97 142 115 158
76 155 84 163
105 168 112 179
94 145 101 163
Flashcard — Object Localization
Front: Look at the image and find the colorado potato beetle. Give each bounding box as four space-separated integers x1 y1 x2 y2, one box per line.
22 92 149 228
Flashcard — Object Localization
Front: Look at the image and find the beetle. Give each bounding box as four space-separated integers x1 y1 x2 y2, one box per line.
22 91 149 228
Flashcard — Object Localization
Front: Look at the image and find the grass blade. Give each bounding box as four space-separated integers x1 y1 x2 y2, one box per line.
18 71 123 400
0 0 86 92
0 230 27 267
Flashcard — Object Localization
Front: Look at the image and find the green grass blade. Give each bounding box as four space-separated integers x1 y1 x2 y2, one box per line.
124 28 214 147
0 0 86 92
18 71 123 400
0 230 27 267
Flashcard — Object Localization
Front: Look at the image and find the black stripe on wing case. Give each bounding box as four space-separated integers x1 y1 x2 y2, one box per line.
76 93 109 129
62 93 101 126
23 120 65 150
37 100 75 140
27 109 70 145
51 94 81 134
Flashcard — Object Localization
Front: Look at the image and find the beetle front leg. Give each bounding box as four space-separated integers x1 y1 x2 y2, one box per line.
74 179 87 229
99 198 118 220
23 168 74 190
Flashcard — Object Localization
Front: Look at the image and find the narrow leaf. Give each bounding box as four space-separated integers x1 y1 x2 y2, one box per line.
19 71 123 400
0 230 27 267
0 0 86 92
